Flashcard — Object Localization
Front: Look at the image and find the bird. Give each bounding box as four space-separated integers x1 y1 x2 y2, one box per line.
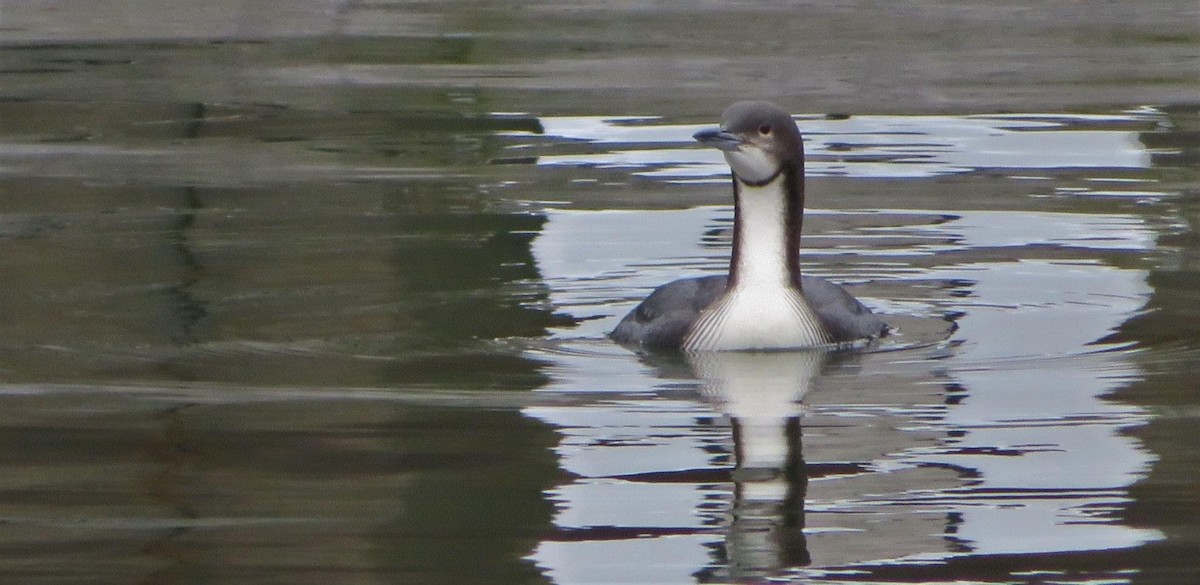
610 100 886 352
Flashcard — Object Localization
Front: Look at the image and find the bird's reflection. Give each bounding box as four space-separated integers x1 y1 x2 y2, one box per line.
686 349 832 581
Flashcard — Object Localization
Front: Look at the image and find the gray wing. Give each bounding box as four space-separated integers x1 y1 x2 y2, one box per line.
609 275 728 351
799 275 888 342
610 274 886 351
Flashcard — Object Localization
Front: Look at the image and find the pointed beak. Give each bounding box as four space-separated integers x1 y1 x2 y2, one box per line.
693 128 742 152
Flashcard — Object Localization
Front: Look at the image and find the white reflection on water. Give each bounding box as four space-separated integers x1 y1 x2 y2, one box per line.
531 208 1155 343
521 111 1160 180
521 112 1163 583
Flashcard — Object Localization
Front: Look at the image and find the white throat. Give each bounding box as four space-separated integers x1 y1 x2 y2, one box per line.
723 146 777 185
683 176 830 351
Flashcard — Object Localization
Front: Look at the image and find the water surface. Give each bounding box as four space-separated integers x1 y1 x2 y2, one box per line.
1 2 1199 584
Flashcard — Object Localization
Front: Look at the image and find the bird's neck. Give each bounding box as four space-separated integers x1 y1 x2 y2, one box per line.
681 162 828 352
729 166 804 290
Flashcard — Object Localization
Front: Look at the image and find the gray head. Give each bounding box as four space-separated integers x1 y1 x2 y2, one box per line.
693 101 804 186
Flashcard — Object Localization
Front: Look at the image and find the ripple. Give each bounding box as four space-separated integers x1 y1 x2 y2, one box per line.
505 109 1165 180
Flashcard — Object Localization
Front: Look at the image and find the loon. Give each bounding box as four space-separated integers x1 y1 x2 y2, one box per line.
610 101 886 352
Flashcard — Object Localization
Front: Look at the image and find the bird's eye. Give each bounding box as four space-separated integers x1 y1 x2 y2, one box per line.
758 124 772 135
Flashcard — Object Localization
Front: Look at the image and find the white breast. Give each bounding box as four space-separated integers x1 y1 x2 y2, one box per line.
684 283 828 351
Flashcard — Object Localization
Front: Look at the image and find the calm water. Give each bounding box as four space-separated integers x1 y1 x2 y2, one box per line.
1 2 1199 584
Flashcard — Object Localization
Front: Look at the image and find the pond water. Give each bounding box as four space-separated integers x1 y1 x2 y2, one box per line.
1 2 1199 584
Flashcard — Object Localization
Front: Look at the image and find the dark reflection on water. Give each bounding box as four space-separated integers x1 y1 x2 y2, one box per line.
2 2 1200 584
0 395 559 584
1 175 556 387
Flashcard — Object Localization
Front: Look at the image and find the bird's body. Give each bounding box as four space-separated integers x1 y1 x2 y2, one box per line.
610 101 886 352
611 273 884 351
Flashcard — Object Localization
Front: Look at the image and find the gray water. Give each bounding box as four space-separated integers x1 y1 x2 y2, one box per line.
1 2 1198 584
